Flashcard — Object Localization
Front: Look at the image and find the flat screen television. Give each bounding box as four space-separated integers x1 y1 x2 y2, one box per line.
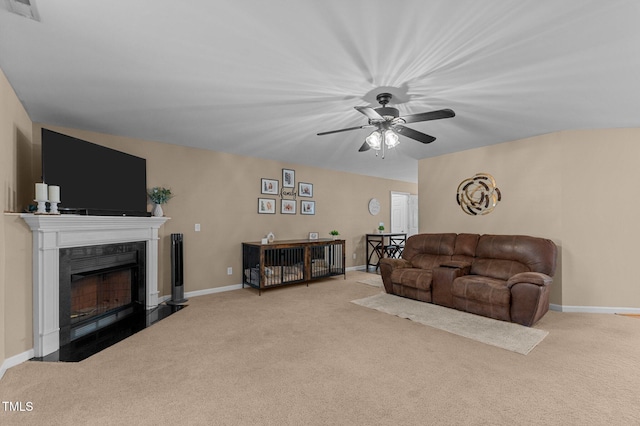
41 129 149 216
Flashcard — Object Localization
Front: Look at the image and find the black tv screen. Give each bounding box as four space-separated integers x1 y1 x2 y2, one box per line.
41 129 148 216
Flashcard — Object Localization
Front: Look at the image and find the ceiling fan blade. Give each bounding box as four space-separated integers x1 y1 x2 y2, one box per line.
358 141 371 152
400 108 455 124
395 125 436 144
317 125 373 136
354 106 384 121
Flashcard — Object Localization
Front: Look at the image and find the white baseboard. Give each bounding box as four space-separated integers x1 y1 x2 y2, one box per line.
550 304 640 314
163 269 368 302
347 265 367 272
0 349 34 380
157 283 243 304
185 283 243 298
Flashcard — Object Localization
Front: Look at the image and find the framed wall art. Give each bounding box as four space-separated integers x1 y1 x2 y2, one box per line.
282 168 295 188
298 182 313 197
309 232 319 240
258 198 276 214
301 200 315 215
281 199 296 214
261 178 279 195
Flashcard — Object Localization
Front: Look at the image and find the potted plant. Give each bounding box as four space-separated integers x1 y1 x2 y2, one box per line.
147 187 173 217
329 230 340 240
378 225 385 234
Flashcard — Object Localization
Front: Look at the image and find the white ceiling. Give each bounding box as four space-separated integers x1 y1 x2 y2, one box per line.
1 0 640 183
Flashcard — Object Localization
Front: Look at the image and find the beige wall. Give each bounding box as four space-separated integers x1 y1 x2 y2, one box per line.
419 129 640 310
1 68 35 363
33 124 416 298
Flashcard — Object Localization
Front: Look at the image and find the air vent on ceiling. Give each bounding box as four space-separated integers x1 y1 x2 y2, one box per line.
4 0 40 21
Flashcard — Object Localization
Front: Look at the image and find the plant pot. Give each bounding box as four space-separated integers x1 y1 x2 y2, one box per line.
152 203 163 217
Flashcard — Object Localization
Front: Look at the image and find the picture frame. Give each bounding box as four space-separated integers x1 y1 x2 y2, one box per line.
282 168 295 188
298 182 313 197
301 200 315 215
261 178 279 195
309 232 319 240
281 199 296 214
258 198 276 214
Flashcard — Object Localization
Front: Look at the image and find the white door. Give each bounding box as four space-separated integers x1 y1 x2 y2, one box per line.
408 194 419 236
391 192 408 233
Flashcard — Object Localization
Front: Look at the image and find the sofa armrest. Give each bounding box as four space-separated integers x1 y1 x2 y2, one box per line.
507 272 552 288
508 273 553 326
380 258 412 270
432 264 470 308
379 258 412 294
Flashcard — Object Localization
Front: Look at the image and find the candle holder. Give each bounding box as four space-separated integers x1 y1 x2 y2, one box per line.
49 201 61 214
35 199 48 214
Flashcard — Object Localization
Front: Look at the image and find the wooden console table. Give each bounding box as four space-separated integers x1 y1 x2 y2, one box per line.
242 239 346 294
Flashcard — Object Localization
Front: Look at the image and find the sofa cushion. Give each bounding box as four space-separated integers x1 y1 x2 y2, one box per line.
470 258 529 281
390 268 433 291
452 233 479 264
402 233 456 263
451 275 511 307
472 234 557 277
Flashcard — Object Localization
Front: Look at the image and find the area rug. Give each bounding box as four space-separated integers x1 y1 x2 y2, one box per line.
351 293 548 355
357 275 383 288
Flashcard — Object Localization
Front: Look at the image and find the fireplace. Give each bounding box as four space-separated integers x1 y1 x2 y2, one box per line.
21 214 169 357
59 242 146 346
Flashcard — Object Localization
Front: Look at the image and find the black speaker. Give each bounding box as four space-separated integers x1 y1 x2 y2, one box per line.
167 233 188 305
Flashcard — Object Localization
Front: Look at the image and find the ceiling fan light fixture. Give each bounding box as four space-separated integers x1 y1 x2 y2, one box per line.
317 92 454 156
365 131 382 150
384 130 400 148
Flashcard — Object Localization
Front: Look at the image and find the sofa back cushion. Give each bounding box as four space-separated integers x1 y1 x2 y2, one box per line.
411 253 457 271
452 233 479 264
402 233 456 268
470 235 557 280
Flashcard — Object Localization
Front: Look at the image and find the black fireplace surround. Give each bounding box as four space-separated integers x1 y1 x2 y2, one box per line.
59 242 146 347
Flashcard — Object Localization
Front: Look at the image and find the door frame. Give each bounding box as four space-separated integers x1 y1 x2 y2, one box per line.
390 191 418 236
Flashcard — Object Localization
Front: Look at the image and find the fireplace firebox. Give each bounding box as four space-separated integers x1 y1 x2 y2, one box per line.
59 242 146 346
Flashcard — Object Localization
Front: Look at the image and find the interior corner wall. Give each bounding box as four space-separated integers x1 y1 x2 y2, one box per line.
418 128 640 310
1 66 35 365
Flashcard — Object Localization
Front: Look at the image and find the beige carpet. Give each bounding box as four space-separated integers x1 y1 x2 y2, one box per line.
1 271 639 425
357 275 383 287
352 293 548 355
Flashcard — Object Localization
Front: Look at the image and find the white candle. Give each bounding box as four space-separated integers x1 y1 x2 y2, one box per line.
48 185 60 203
35 183 48 201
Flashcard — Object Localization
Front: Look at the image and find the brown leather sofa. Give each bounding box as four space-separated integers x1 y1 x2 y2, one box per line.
379 233 557 326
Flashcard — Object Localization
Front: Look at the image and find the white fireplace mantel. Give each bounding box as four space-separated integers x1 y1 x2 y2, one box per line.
21 214 169 357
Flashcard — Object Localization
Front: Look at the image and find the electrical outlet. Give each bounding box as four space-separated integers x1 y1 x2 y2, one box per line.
227 267 233 275
195 224 201 232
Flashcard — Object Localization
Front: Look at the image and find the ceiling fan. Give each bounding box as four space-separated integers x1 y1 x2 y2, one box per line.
317 93 455 158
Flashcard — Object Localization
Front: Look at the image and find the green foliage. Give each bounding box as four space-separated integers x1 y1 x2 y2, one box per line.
147 187 173 204
329 230 340 236
378 225 385 231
